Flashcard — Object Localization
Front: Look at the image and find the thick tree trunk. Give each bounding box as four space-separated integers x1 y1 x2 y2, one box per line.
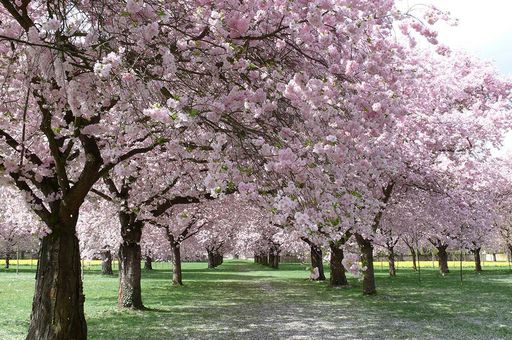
5 252 10 269
310 244 326 281
329 242 348 287
144 255 153 270
171 242 182 286
474 247 482 272
26 226 87 340
101 250 113 275
388 246 396 277
207 250 216 268
118 216 144 309
356 235 376 295
437 245 450 274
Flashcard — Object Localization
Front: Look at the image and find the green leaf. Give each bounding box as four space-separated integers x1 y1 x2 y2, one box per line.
184 107 200 117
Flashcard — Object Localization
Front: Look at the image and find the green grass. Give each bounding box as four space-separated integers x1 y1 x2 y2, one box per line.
1 261 512 339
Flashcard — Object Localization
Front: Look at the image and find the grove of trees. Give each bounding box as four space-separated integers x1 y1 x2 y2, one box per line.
0 1 511 339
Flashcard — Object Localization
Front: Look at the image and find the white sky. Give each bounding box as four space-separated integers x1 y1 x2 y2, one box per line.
400 0 512 75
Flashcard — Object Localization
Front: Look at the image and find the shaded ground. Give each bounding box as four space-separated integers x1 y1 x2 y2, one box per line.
1 261 511 339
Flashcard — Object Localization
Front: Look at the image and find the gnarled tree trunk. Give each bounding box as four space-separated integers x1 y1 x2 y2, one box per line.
329 242 348 287
27 223 87 340
310 244 326 281
118 214 144 309
356 234 376 295
473 247 482 272
437 244 450 274
171 241 182 285
101 250 113 275
144 255 153 270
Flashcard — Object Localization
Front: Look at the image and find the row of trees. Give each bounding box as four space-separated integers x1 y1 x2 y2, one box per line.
1 0 511 339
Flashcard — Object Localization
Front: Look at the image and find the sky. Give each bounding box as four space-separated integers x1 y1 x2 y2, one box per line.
400 0 512 75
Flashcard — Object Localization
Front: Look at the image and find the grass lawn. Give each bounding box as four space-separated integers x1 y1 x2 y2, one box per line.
1 260 511 339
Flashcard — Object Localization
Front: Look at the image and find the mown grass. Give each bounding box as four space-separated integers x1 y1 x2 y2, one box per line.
1 260 511 339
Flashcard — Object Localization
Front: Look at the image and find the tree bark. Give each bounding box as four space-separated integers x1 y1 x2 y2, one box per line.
356 234 376 295
408 245 417 271
388 246 396 277
270 252 279 269
26 226 87 340
5 252 10 269
329 242 348 287
473 247 482 272
437 245 450 274
207 249 216 268
215 253 223 266
261 252 269 266
310 244 326 281
144 255 153 270
101 250 113 275
118 215 144 309
171 242 182 286
268 252 275 268
269 244 280 269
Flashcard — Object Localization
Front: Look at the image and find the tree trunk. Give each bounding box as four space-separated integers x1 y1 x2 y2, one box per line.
474 247 482 272
144 255 153 270
101 250 113 275
329 242 348 287
269 245 280 269
268 252 275 268
171 242 182 285
207 250 216 269
5 252 10 269
356 234 376 295
437 245 450 274
408 245 417 271
118 216 144 309
26 226 87 340
261 252 269 266
310 244 326 281
270 252 279 269
388 246 396 277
